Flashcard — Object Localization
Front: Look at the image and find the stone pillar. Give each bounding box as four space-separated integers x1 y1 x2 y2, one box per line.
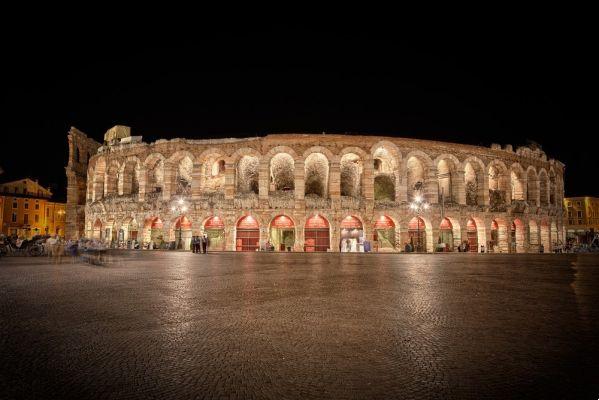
424 168 439 204
258 161 269 201
362 156 374 202
329 160 340 208
191 162 203 200
224 162 235 200
481 174 490 206
398 170 408 203
521 174 528 202
294 160 305 209
162 164 174 201
454 170 466 205
137 167 147 202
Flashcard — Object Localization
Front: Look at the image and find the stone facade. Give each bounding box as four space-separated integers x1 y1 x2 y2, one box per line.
69 126 566 252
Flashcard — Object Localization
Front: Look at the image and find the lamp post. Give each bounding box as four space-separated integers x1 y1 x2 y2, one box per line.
409 194 429 252
171 197 188 250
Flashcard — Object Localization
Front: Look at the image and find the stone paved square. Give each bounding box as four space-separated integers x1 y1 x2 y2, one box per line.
1 252 598 399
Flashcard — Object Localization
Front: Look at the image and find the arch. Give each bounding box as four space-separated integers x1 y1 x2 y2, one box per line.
511 218 525 253
340 215 364 252
373 215 396 251
304 152 329 198
302 145 336 162
439 217 461 251
198 150 227 193
435 154 460 204
304 214 330 252
269 215 296 251
528 220 539 252
406 156 426 201
92 218 103 239
372 142 400 174
540 219 550 251
510 163 525 201
203 215 226 250
490 218 509 253
466 218 479 252
462 156 485 206
408 216 431 252
264 145 300 161
270 152 295 191
169 153 194 195
105 160 120 196
340 152 363 198
526 166 539 207
236 215 260 251
488 160 509 209
236 155 260 194
229 147 262 163
143 153 166 195
120 156 141 196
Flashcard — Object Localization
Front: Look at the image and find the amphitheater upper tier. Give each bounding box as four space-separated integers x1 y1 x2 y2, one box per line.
66 126 565 253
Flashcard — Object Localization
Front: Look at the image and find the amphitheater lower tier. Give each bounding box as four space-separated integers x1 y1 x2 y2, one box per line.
85 199 562 253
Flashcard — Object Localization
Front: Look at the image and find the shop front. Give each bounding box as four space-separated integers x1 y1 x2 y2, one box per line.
270 215 295 251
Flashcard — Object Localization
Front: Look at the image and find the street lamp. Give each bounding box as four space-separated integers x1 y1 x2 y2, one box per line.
171 197 188 249
409 194 429 252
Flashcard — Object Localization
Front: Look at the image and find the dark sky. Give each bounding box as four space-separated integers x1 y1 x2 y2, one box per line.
1 26 597 201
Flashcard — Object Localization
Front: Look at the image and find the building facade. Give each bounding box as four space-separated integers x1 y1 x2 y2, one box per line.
67 126 566 252
564 196 599 243
0 179 66 238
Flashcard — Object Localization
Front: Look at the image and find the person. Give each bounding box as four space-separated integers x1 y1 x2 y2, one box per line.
404 242 411 253
464 241 470 252
202 233 208 253
539 243 544 253
191 236 197 253
480 244 485 253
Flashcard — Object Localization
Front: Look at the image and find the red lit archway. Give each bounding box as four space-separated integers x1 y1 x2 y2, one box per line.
408 217 426 252
373 215 396 251
236 215 260 251
466 219 478 252
305 214 330 252
439 218 453 251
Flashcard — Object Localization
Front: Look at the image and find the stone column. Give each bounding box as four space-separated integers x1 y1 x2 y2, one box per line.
137 167 147 202
162 164 174 201
191 162 203 200
224 162 235 200
362 156 374 202
294 160 305 209
424 168 439 204
329 160 340 208
481 174 490 206
258 160 269 201
454 170 466 205
398 170 408 203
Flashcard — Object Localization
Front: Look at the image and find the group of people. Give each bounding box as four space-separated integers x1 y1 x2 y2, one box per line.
192 234 210 253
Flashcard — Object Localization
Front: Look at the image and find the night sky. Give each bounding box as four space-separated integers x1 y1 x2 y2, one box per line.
2 27 597 201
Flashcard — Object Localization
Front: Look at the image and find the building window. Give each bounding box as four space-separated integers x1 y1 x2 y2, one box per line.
24 214 29 224
35 202 39 210
35 214 39 223
578 219 583 225
12 201 17 209
577 201 581 207
568 211 572 218
577 211 583 218
568 219 573 225
46 208 50 217
567 201 571 206
12 213 17 222
24 202 28 209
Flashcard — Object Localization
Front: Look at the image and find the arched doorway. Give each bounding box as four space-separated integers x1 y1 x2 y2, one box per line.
408 217 426 252
340 216 364 252
236 215 260 251
373 215 396 251
128 219 139 247
490 220 499 253
304 214 330 252
540 220 550 252
529 220 539 253
512 219 525 253
174 216 192 250
270 215 295 251
466 219 478 252
92 219 102 239
439 218 453 252
204 216 225 251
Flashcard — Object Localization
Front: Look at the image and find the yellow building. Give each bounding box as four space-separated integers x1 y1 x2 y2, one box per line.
0 178 66 239
564 196 599 242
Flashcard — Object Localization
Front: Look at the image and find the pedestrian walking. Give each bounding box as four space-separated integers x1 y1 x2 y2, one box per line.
202 233 209 253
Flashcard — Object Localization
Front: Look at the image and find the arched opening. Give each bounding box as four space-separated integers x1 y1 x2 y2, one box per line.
176 156 193 195
439 218 454 251
92 219 102 239
466 219 478 252
121 159 140 195
373 215 396 251
539 170 549 207
270 215 295 251
512 219 525 253
236 155 259 194
540 220 550 252
464 160 484 206
549 171 556 205
105 162 119 196
236 215 260 252
201 155 226 193
489 219 508 253
340 216 364 252
340 153 362 198
145 156 164 195
304 153 329 198
408 217 427 252
527 169 539 206
374 175 395 201
510 170 525 201
147 217 164 249
173 216 192 250
204 216 225 251
304 214 330 252
489 163 509 209
407 157 425 201
437 158 457 204
372 147 394 174
270 153 295 192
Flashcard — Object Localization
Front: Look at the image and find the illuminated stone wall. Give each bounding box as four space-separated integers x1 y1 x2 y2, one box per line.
74 126 566 252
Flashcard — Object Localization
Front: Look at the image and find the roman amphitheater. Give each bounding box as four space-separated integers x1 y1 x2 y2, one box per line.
65 126 565 253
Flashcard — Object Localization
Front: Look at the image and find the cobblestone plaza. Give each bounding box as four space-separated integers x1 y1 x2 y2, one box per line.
1 253 598 399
